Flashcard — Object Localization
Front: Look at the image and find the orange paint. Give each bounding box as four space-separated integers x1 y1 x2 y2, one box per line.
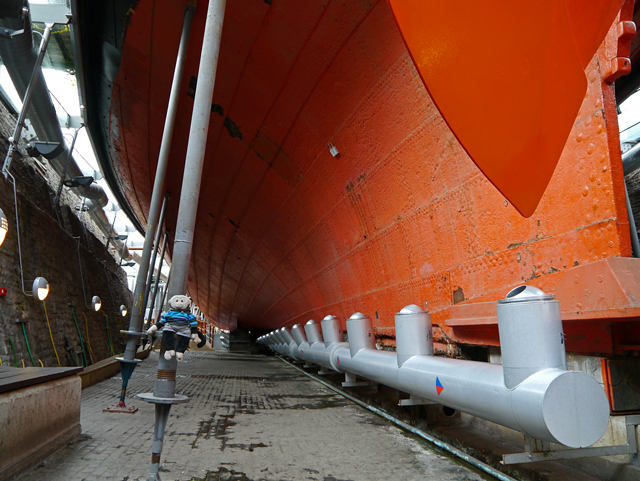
387 0 625 217
109 0 635 358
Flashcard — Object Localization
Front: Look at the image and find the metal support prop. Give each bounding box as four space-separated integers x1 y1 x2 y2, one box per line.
146 232 169 327
342 371 374 388
108 0 197 414
139 1 227 479
167 0 225 300
398 395 434 407
501 415 640 465
2 23 53 177
125 0 197 347
124 193 170 359
159 265 172 313
140 196 170 331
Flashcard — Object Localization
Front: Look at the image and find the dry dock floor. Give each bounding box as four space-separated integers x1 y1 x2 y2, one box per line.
22 351 492 481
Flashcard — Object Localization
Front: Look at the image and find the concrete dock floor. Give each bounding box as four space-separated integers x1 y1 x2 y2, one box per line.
22 351 493 481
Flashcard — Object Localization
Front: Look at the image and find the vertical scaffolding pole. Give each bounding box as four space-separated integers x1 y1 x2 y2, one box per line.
105 2 197 415
139 0 226 479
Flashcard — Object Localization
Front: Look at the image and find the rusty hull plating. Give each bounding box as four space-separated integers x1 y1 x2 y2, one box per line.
106 0 637 357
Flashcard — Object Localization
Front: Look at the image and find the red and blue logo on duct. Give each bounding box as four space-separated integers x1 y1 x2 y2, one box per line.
436 377 444 396
337 356 340 364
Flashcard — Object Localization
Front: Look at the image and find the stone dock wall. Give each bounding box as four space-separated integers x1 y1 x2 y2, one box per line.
0 99 133 368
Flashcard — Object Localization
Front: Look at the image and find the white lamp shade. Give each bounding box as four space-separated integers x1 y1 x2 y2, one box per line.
92 296 102 311
120 304 127 317
33 277 49 300
0 207 7 246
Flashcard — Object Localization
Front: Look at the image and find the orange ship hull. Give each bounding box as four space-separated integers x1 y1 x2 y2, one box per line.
87 0 638 356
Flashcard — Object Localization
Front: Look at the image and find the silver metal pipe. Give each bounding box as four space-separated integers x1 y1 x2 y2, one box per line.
280 327 295 344
168 0 226 299
147 4 225 479
2 23 53 175
269 287 611 449
304 319 323 344
124 193 169 359
141 198 170 328
395 304 433 366
146 231 169 328
134 0 197 338
291 324 308 346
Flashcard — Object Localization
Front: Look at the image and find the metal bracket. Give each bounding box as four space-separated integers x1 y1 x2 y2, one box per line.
342 371 375 388
502 415 640 465
317 367 334 376
399 395 435 407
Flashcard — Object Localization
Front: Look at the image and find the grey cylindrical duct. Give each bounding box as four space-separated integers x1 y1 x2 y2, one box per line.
270 286 610 448
291 324 307 346
346 312 374 357
496 285 566 389
321 315 343 346
304 319 323 344
395 304 433 366
273 330 286 345
280 327 295 345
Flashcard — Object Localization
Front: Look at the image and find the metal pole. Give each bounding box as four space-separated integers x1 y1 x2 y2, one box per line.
124 192 169 359
2 23 53 177
123 0 197 353
146 232 169 328
105 3 197 415
159 264 172 311
140 194 170 331
140 2 225 479
168 0 225 300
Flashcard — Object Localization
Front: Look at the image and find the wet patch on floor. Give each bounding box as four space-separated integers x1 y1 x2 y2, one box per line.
189 467 251 480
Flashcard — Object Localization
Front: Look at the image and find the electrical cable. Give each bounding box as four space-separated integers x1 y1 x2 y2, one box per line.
21 359 25 368
42 300 61 367
103 313 115 356
20 322 36 366
82 311 96 363
38 359 44 367
8 337 17 366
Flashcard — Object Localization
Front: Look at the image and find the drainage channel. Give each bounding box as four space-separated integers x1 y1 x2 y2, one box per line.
277 355 518 481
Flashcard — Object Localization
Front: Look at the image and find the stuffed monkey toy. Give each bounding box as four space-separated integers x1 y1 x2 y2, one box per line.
147 295 199 361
